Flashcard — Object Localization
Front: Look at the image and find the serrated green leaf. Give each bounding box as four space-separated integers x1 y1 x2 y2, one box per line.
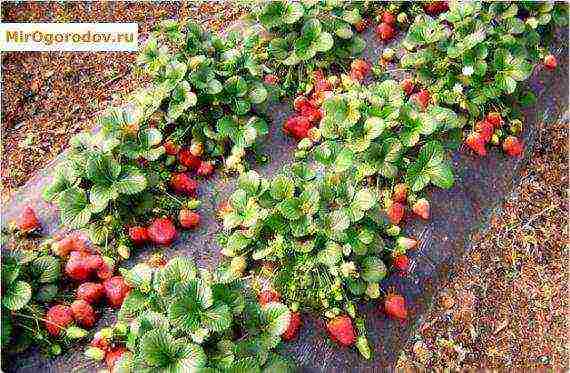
3 280 32 311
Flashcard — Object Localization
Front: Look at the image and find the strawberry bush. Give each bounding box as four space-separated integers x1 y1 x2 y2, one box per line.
5 0 567 368
83 256 295 372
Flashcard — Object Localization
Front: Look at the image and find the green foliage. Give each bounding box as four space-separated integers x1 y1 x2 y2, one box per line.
400 0 563 120
1 247 63 354
92 257 294 372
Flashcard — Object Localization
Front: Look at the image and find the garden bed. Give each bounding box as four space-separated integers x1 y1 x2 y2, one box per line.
2 2 568 372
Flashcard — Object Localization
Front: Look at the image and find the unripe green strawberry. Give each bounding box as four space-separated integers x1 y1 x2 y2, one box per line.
356 335 372 359
382 47 396 61
66 326 88 339
230 256 247 276
85 346 105 361
397 12 408 24
385 225 400 236
117 245 130 260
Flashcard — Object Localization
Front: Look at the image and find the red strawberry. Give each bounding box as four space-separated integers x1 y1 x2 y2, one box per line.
197 161 215 177
45 305 74 337
351 59 371 76
16 206 41 233
424 1 449 15
97 257 114 280
264 74 279 85
393 255 410 272
401 78 414 96
71 299 97 328
474 120 494 143
485 112 503 128
52 233 90 257
179 209 200 229
384 293 408 320
313 70 332 93
128 226 149 246
282 312 302 341
326 315 355 347
65 251 93 282
381 11 396 25
103 276 131 308
465 132 487 156
91 330 112 352
148 217 177 246
502 136 524 157
164 141 180 156
85 254 104 272
106 347 128 371
170 173 198 196
393 183 408 203
411 89 431 110
376 22 395 41
293 96 313 113
387 201 405 225
76 282 105 304
283 115 313 141
354 19 368 33
258 289 281 306
412 198 430 220
177 148 201 170
544 54 557 70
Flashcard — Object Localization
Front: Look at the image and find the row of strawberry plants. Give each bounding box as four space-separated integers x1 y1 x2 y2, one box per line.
3 0 566 369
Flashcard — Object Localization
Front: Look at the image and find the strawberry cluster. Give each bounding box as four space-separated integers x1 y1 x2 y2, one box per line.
465 112 524 157
45 232 131 337
283 71 331 141
87 328 128 372
376 11 397 42
423 1 449 15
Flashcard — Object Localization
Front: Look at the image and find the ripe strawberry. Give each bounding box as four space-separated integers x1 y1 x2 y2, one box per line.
376 22 395 41
148 217 177 246
97 257 114 280
45 305 74 337
326 315 356 347
293 96 313 113
258 289 281 306
264 74 279 85
76 282 105 304
401 78 414 96
163 141 180 156
381 11 396 25
424 1 449 15
283 115 313 141
16 206 41 233
197 161 215 177
387 201 405 225
71 300 97 328
177 148 201 170
85 254 104 272
393 183 408 203
128 226 149 246
91 330 112 352
544 54 557 70
106 347 128 371
179 209 200 229
52 233 90 257
65 251 93 282
170 173 198 196
351 59 371 76
354 19 368 33
474 120 494 143
393 255 410 272
282 312 302 341
411 89 431 110
384 293 408 320
485 112 503 128
465 132 487 156
103 276 131 309
412 198 430 220
313 70 332 93
502 136 524 157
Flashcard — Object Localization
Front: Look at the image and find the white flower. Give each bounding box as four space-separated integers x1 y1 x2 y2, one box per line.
462 65 474 76
453 83 463 94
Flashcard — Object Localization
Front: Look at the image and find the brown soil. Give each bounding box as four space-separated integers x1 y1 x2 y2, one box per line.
397 117 569 370
0 1 247 201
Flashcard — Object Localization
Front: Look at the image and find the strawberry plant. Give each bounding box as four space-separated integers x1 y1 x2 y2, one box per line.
254 0 369 92
84 257 294 372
